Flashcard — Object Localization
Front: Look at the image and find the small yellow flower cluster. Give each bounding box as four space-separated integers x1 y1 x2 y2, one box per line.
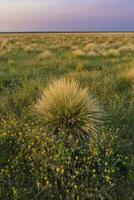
106 147 113 155
105 175 112 184
92 147 98 156
56 166 65 175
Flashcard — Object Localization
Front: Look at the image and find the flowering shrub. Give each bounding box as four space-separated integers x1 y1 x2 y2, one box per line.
0 116 128 200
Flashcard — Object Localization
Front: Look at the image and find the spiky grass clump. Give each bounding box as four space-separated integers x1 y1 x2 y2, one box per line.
83 43 98 52
107 49 120 57
35 79 102 138
87 51 98 57
23 45 33 53
39 50 54 59
72 49 86 57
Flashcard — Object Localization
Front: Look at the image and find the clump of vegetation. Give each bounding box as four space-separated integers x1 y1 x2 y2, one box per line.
23 45 33 53
72 49 86 57
39 50 54 59
107 49 120 57
87 51 98 57
83 43 98 52
35 79 102 139
0 39 8 52
76 63 85 72
71 45 78 51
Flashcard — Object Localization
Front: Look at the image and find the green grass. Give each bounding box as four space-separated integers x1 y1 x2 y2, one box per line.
0 33 134 200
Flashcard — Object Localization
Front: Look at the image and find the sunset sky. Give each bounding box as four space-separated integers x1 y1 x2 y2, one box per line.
0 0 134 32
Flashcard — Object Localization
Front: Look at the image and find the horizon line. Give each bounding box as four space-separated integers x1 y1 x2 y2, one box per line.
0 31 134 34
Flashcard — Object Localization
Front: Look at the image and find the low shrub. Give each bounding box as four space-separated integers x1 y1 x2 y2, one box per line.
35 79 102 139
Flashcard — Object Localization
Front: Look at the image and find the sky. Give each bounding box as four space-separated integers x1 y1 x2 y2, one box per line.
0 0 134 32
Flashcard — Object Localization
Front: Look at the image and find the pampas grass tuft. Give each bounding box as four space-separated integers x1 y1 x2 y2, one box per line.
35 79 102 139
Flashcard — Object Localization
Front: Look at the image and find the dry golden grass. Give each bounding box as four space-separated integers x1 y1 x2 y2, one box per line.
49 44 60 50
0 39 12 54
72 49 86 57
87 51 99 57
35 78 102 138
107 49 121 57
118 45 134 54
38 50 54 59
84 43 98 52
23 45 33 53
71 45 78 51
126 67 134 81
1 39 8 51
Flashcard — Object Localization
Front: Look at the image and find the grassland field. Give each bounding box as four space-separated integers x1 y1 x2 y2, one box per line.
0 33 134 200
